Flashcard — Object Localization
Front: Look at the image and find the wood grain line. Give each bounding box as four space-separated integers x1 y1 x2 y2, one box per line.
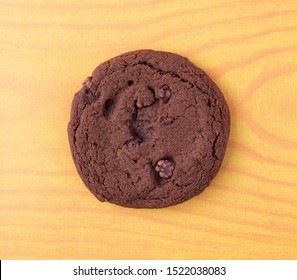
238 65 297 148
221 166 297 187
186 26 297 57
135 8 297 47
0 169 75 177
1 7 297 32
2 0 173 10
209 45 297 80
228 140 297 168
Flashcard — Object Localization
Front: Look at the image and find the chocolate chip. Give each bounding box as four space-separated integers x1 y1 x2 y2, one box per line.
159 85 171 103
155 159 175 178
127 80 134 86
125 139 136 149
161 116 174 125
125 137 144 148
136 85 155 108
82 76 92 89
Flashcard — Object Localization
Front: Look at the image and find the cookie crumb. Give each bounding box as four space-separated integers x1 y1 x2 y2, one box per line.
155 159 175 178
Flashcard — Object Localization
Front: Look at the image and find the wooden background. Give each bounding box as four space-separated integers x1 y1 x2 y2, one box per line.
1 0 297 259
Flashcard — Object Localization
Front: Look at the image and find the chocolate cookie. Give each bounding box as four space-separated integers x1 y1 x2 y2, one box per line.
68 50 230 208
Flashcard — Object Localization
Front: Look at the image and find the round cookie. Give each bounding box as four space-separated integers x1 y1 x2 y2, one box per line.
68 50 230 208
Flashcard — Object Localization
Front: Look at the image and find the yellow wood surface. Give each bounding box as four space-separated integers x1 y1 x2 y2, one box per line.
1 0 297 260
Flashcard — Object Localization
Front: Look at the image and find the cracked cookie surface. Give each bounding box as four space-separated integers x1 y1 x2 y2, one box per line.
67 50 230 208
